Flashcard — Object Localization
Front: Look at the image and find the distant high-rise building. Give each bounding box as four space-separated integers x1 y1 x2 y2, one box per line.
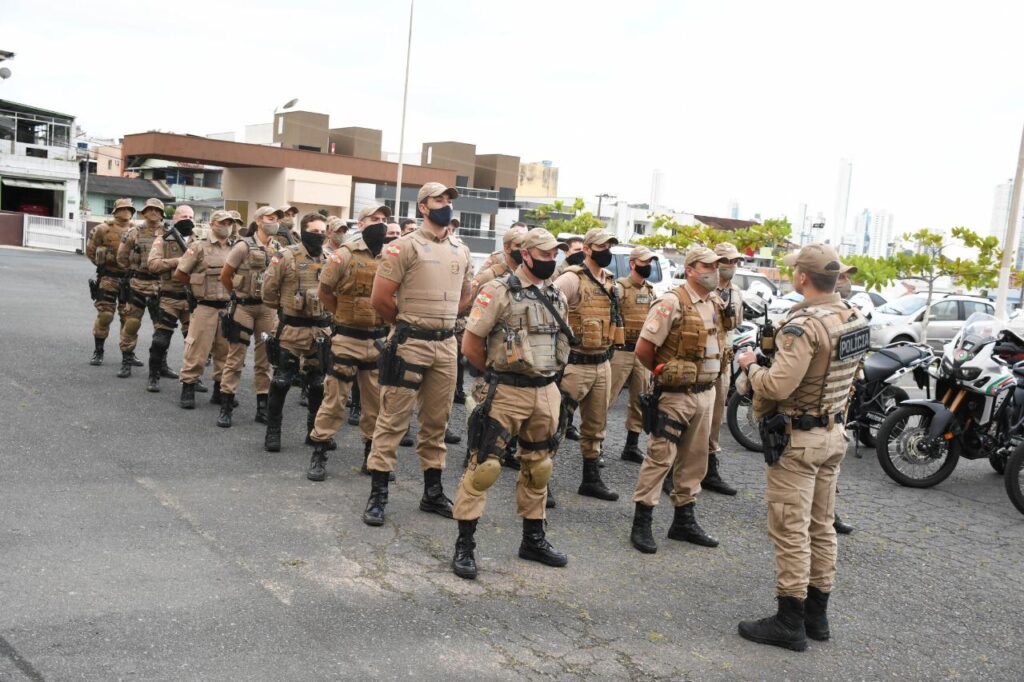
831 159 852 247
650 169 667 212
852 209 871 254
991 179 1014 242
866 210 894 257
728 199 739 219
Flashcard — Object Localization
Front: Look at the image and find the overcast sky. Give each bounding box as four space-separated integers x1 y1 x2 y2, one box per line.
5 0 1024 239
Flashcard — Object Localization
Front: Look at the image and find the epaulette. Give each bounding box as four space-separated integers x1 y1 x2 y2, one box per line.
780 324 805 337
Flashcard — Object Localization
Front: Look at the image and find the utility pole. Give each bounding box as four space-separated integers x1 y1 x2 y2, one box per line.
996 121 1024 318
595 193 615 222
393 0 414 218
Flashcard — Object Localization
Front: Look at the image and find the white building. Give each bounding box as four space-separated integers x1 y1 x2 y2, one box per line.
866 210 894 257
851 209 871 254
831 158 852 247
650 169 667 213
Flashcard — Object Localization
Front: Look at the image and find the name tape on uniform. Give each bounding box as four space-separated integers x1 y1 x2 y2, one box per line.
837 327 871 360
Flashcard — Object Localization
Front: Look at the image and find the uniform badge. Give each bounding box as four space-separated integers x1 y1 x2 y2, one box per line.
450 262 460 274
271 256 280 265
646 319 661 334
469 306 484 321
378 260 393 275
656 304 671 319
476 291 493 307
330 253 342 264
186 245 196 255
386 244 401 257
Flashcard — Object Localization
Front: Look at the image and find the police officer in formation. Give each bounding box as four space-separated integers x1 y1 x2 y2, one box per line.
114 198 165 378
86 198 135 367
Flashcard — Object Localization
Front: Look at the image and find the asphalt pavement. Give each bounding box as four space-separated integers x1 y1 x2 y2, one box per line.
1 246 1022 681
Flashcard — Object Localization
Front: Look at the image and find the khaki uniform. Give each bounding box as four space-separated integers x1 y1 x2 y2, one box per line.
115 223 162 353
453 267 570 520
633 282 725 507
608 276 654 433
309 237 386 444
176 238 232 385
366 228 472 472
86 220 131 339
747 293 866 598
220 234 285 397
710 281 744 454
553 265 618 460
147 233 191 337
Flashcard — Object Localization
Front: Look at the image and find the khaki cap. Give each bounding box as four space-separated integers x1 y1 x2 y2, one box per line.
715 241 742 260
839 261 858 275
685 246 728 266
583 228 618 246
281 204 299 215
112 198 135 214
327 216 346 231
357 203 393 221
521 228 568 252
502 225 528 245
210 210 234 224
629 245 658 262
140 198 165 215
783 243 843 275
417 182 459 203
227 210 244 224
254 206 285 220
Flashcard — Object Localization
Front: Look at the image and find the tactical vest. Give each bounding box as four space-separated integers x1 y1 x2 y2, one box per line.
93 221 129 274
777 302 868 418
486 275 569 376
565 265 615 352
156 236 185 293
654 285 726 387
333 245 384 328
617 276 654 345
128 225 159 273
188 239 231 301
395 231 469 329
233 236 280 299
280 244 325 318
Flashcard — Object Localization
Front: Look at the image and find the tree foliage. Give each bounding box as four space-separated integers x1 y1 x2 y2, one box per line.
636 215 793 256
527 197 604 235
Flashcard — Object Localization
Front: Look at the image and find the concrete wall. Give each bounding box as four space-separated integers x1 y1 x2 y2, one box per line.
421 141 476 182
0 211 23 246
474 154 519 191
222 167 350 222
273 111 329 151
330 127 382 160
518 162 559 197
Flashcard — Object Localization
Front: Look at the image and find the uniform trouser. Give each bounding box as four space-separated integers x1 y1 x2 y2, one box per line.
633 389 714 507
767 426 846 599
220 303 278 396
179 304 229 384
607 349 650 434
558 358 612 460
92 275 126 340
120 279 160 353
310 335 381 443
708 370 731 454
268 324 330 425
367 336 457 473
454 382 559 521
149 295 192 374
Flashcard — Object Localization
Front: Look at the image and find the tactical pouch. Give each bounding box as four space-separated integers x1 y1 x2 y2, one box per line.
220 311 240 343
316 335 332 373
722 304 737 331
185 289 198 313
377 340 427 389
580 320 604 350
262 332 281 366
231 273 245 290
759 414 790 466
117 278 130 305
88 278 99 301
476 415 511 465
653 412 688 445
612 324 626 346
189 272 206 297
94 246 108 267
639 391 660 435
303 290 324 317
658 361 697 388
146 295 160 322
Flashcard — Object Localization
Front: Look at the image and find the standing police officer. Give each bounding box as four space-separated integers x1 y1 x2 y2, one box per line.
451 228 570 579
361 182 473 527
608 245 657 463
115 198 165 378
629 247 728 554
735 243 868 651
86 198 134 366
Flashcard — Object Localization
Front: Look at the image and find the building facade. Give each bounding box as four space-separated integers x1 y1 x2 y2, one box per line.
0 99 80 219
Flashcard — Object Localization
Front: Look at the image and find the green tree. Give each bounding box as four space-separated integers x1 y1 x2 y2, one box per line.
530 197 604 235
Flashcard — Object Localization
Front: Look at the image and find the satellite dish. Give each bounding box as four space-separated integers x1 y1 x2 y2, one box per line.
0 68 11 80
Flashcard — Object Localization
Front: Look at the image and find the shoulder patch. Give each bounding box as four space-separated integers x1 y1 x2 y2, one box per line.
475 291 493 307
656 304 671 319
780 325 805 337
186 245 197 255
330 252 342 264
386 243 401 257
270 255 281 265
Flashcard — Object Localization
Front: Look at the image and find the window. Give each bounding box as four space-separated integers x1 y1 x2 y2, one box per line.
928 300 958 321
107 159 112 170
634 221 647 235
460 213 482 231
961 300 994 319
104 198 116 215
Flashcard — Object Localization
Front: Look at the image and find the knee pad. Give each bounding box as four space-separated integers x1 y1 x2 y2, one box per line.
123 317 142 336
151 329 173 353
303 366 325 392
464 458 502 496
520 457 553 491
96 310 115 328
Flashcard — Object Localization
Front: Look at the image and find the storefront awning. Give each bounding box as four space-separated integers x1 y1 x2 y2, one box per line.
2 177 66 190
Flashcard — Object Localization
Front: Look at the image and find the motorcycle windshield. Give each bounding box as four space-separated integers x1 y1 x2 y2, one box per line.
956 312 1003 351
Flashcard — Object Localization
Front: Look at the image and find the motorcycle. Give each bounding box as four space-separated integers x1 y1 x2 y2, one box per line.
876 313 1024 488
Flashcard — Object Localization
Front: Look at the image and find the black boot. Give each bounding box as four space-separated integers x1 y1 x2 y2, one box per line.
159 362 178 379
307 442 329 481
804 586 831 641
564 423 580 441
702 452 737 496
630 502 657 554
126 351 144 367
255 394 269 424
90 337 105 366
833 512 854 535
347 401 361 427
445 428 462 445
667 502 718 547
361 440 372 475
454 360 466 404
146 371 160 393
738 596 808 652
518 518 568 567
501 436 520 469
578 459 619 501
452 519 478 579
264 384 287 452
179 382 196 409
210 381 223 405
147 346 163 392
546 485 556 509
194 378 209 393
420 468 453 517
400 428 415 447
217 395 234 428
362 470 389 526
117 352 132 378
621 430 644 463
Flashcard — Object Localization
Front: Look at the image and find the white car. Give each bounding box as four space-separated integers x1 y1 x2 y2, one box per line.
766 291 804 324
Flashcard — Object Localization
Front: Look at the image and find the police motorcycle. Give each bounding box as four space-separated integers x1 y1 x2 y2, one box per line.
725 296 773 452
876 313 1024 488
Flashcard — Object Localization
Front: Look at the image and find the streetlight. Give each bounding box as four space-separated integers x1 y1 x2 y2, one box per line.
393 0 414 218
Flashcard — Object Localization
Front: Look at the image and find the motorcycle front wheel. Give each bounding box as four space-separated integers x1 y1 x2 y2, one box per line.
1005 444 1024 515
727 391 763 452
876 404 959 488
858 386 910 449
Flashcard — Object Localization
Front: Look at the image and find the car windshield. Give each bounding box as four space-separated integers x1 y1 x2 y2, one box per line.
957 312 1003 348
877 296 925 316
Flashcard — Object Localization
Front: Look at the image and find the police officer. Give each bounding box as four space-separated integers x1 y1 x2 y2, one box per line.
145 205 200 393
324 216 347 256
86 198 134 366
114 198 165 378
399 218 417 236
735 243 868 651
261 213 332 452
629 247 728 554
305 214 392 481
217 208 291 427
831 263 857 536
608 245 657 463
703 241 744 496
554 234 585 277
174 210 234 409
553 227 622 501
361 182 473 527
451 228 570 579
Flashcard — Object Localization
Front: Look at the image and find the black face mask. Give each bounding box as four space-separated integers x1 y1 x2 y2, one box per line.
362 223 387 257
526 257 557 281
427 205 453 227
565 251 586 266
591 249 613 268
635 264 652 279
301 231 325 257
511 250 523 265
174 219 194 237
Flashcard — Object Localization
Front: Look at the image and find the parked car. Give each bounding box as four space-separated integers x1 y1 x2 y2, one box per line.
869 294 994 349
766 291 803 324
